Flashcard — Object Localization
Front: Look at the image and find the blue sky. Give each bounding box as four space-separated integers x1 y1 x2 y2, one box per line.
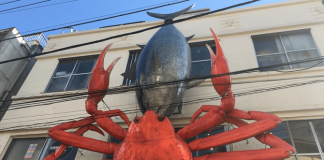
0 0 287 39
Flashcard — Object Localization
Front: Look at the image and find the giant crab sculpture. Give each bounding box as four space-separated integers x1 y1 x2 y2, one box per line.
44 29 295 160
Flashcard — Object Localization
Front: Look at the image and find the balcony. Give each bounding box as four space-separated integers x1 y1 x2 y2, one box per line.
23 33 48 49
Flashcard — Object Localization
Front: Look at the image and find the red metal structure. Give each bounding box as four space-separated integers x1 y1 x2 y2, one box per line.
44 29 295 160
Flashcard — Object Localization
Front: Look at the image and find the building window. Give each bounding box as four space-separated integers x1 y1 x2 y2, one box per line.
104 126 227 159
3 137 79 160
190 41 214 78
252 29 323 71
46 55 98 92
123 50 141 85
269 120 324 160
123 41 214 85
39 138 79 160
3 137 47 160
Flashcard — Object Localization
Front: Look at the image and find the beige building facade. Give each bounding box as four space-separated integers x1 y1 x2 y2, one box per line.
1 0 324 159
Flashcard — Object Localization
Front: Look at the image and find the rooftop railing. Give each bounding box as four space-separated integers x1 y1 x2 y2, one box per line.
23 33 48 49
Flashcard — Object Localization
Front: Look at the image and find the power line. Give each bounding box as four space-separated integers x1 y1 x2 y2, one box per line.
0 0 259 65
0 77 319 126
0 69 320 112
0 0 188 42
0 0 322 131
0 0 77 15
3 74 323 111
1 77 323 130
1 58 323 112
0 0 51 13
0 0 20 6
21 0 186 34
0 75 319 128
0 0 319 106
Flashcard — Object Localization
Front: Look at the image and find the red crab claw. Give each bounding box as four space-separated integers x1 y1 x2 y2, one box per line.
86 43 121 115
178 29 235 140
190 29 235 123
206 28 234 110
208 29 231 96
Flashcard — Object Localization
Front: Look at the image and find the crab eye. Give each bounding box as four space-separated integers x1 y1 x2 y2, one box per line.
134 116 141 123
157 114 165 121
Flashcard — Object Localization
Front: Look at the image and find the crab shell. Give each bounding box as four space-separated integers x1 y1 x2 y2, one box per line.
113 110 192 160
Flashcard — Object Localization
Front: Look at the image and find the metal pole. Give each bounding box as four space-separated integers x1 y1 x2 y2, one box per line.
286 121 299 160
309 121 324 160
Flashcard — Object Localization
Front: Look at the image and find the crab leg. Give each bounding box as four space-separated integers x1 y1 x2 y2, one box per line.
191 117 294 160
44 127 88 160
44 117 118 160
188 117 280 152
227 117 295 153
177 105 226 140
44 120 109 160
193 148 291 160
94 109 130 141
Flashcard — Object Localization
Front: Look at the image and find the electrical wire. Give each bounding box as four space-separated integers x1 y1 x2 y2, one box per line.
0 0 260 65
0 3 320 151
0 0 20 6
1 77 323 131
0 0 51 13
1 56 323 107
0 0 77 15
0 0 318 110
0 0 188 42
0 0 322 132
21 0 186 34
0 64 323 114
0 72 322 112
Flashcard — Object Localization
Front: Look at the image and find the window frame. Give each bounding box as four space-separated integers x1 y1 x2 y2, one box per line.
122 40 215 86
189 40 214 78
122 49 141 85
189 40 213 65
45 55 99 93
3 137 79 160
270 120 324 160
3 137 49 160
251 29 323 71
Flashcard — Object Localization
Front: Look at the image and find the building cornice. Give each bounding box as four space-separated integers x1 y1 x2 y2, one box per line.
40 18 324 59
